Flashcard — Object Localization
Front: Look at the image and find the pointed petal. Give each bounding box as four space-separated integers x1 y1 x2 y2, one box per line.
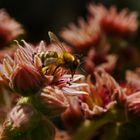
3 58 13 78
21 40 34 55
62 87 88 96
37 41 46 53
66 83 88 88
34 55 42 68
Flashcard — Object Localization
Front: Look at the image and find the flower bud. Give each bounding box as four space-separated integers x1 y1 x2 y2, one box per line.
35 86 69 117
0 104 55 140
8 104 40 134
10 64 44 96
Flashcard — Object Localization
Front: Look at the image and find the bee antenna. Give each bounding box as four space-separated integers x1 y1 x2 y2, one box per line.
78 60 87 74
79 65 87 74
74 54 85 61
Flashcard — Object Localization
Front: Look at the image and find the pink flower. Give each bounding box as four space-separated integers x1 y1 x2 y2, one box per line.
0 41 45 96
79 70 121 118
11 64 44 96
35 74 88 117
8 104 40 132
88 3 138 37
125 91 140 118
0 37 88 97
120 68 140 118
84 48 117 74
0 9 24 47
125 68 140 94
35 86 69 117
60 17 100 53
0 103 55 139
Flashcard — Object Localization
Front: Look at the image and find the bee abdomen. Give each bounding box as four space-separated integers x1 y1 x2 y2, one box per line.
38 52 46 63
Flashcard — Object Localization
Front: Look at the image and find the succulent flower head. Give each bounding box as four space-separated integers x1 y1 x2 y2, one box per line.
0 9 24 47
125 91 140 119
125 68 140 94
84 48 117 74
35 86 69 117
0 104 55 140
35 74 88 117
60 17 100 52
120 68 140 118
0 40 45 96
79 70 121 118
8 104 40 133
88 3 138 37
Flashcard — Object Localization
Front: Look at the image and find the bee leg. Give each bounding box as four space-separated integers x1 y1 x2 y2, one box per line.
42 66 48 75
70 70 75 80
52 65 61 75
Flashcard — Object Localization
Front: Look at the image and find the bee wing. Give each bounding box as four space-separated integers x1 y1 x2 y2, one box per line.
44 58 57 66
48 31 66 53
46 44 63 56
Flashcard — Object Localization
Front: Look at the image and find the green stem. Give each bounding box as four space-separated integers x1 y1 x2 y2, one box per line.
74 106 127 140
101 123 121 140
74 112 114 140
27 131 32 140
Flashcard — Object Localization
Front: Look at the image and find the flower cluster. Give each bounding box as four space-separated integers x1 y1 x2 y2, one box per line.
60 3 139 76
0 31 88 139
0 2 140 140
79 70 119 118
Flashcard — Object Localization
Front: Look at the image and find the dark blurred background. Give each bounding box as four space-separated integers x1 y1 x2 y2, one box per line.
0 0 139 43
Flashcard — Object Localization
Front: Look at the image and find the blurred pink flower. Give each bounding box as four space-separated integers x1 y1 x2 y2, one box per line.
0 9 24 47
126 68 140 88
88 3 138 37
119 68 140 118
84 48 117 74
60 17 100 52
125 91 140 118
122 68 140 96
0 45 16 63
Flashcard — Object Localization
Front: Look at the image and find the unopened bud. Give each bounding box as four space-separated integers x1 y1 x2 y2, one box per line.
10 64 44 96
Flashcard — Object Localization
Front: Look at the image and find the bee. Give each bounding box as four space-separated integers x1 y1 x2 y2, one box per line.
35 31 80 77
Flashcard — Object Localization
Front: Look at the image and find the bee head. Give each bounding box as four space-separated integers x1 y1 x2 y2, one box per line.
63 52 80 76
